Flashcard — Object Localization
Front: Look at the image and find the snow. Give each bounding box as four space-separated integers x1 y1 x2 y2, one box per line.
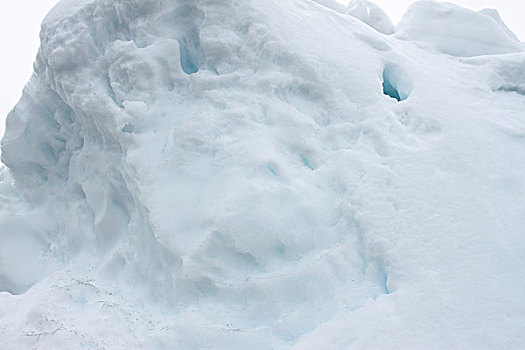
479 8 520 42
1 0 525 348
346 0 395 35
396 1 523 57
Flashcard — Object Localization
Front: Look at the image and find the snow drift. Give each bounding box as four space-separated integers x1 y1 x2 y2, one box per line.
396 1 522 56
1 0 525 348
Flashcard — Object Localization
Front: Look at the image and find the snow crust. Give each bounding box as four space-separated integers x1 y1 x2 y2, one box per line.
1 0 525 348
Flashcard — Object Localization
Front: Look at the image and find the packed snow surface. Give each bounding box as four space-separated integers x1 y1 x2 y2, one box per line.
1 0 525 348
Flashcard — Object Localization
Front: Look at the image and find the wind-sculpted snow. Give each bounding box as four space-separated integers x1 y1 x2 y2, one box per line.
396 1 523 57
346 0 395 35
1 0 525 348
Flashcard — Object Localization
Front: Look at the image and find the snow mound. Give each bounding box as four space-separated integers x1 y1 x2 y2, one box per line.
311 0 346 14
346 0 395 35
1 0 525 348
396 1 523 57
479 8 520 42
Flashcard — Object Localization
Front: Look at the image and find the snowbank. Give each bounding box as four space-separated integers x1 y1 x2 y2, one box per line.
1 0 525 348
396 1 523 57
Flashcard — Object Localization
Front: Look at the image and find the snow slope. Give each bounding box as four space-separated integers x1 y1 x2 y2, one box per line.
1 0 525 348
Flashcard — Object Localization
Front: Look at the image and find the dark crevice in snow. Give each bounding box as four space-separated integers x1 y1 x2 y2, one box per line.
382 64 411 102
379 270 391 294
383 75 402 101
121 124 134 133
496 84 525 96
383 67 402 101
179 39 200 74
300 154 315 170
173 3 205 75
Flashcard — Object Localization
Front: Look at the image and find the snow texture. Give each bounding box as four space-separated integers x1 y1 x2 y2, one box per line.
1 0 525 349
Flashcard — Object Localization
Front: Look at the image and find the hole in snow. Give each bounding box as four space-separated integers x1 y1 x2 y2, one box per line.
179 40 199 74
383 74 402 101
121 124 134 133
382 64 411 102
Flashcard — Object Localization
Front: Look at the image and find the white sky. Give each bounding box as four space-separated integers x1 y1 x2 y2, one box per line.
0 0 524 138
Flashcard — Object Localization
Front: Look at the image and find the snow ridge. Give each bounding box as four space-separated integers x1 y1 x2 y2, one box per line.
1 0 525 349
